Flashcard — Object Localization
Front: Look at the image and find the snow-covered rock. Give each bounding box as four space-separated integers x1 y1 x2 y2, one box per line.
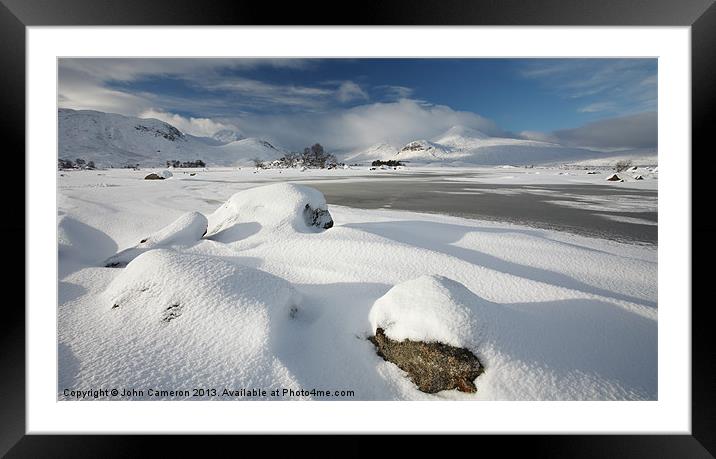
606 173 623 182
100 249 302 396
369 275 485 350
207 183 333 237
160 170 173 179
104 211 207 267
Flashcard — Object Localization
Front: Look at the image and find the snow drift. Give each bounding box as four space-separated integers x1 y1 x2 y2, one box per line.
58 172 658 400
207 183 333 238
104 211 207 267
98 249 302 397
369 275 484 350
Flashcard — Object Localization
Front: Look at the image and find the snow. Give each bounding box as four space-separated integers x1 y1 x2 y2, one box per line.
344 143 399 163
340 125 657 167
59 108 284 168
160 170 173 179
104 211 207 267
61 109 657 169
369 275 483 349
58 167 657 400
97 249 303 398
206 183 331 236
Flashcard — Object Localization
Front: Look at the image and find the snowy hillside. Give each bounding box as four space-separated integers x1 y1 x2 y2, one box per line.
343 143 399 164
59 109 284 167
343 125 657 167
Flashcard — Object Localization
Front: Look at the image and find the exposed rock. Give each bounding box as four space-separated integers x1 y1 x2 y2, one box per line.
633 175 644 180
606 173 622 181
304 204 334 229
144 173 164 180
369 327 483 393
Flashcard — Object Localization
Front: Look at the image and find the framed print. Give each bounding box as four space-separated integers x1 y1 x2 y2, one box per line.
3 0 715 455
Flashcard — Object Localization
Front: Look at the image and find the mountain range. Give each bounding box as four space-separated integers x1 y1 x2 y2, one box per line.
59 108 656 167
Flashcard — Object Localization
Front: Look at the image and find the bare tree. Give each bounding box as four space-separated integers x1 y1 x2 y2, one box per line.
615 160 633 172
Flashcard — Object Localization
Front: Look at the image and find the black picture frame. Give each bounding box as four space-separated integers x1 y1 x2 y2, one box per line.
2 0 713 456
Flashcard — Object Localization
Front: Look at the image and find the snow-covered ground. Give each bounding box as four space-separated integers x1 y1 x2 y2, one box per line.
58 166 657 400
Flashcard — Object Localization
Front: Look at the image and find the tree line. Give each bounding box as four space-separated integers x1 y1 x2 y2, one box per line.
58 158 96 170
166 159 206 168
253 143 339 169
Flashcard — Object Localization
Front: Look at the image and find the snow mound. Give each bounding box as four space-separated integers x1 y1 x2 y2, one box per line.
104 211 207 267
207 183 333 236
160 170 173 179
100 249 301 395
58 215 117 266
106 249 299 325
369 275 485 350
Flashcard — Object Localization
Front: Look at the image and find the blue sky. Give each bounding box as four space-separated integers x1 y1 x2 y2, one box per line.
58 58 657 152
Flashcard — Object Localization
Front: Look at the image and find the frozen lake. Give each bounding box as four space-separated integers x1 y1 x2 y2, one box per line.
308 179 657 245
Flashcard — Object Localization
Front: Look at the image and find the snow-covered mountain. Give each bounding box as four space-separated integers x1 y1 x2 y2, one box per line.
343 125 657 166
59 109 284 167
343 143 399 163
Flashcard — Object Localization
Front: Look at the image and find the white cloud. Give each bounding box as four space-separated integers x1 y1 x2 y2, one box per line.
578 101 618 113
233 99 504 152
139 109 236 137
520 112 657 150
518 130 557 143
59 58 311 83
521 59 657 114
552 112 657 150
336 81 368 102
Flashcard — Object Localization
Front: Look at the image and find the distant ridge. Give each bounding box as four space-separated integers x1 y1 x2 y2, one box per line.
59 108 284 167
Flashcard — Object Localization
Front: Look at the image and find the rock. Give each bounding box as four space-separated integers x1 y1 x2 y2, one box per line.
304 204 334 229
206 183 333 235
369 328 483 393
606 173 622 181
144 173 164 180
633 174 644 180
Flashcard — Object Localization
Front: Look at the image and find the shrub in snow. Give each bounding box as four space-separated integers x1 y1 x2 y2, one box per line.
102 249 301 395
207 183 334 237
614 160 633 172
104 211 207 267
368 275 486 393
